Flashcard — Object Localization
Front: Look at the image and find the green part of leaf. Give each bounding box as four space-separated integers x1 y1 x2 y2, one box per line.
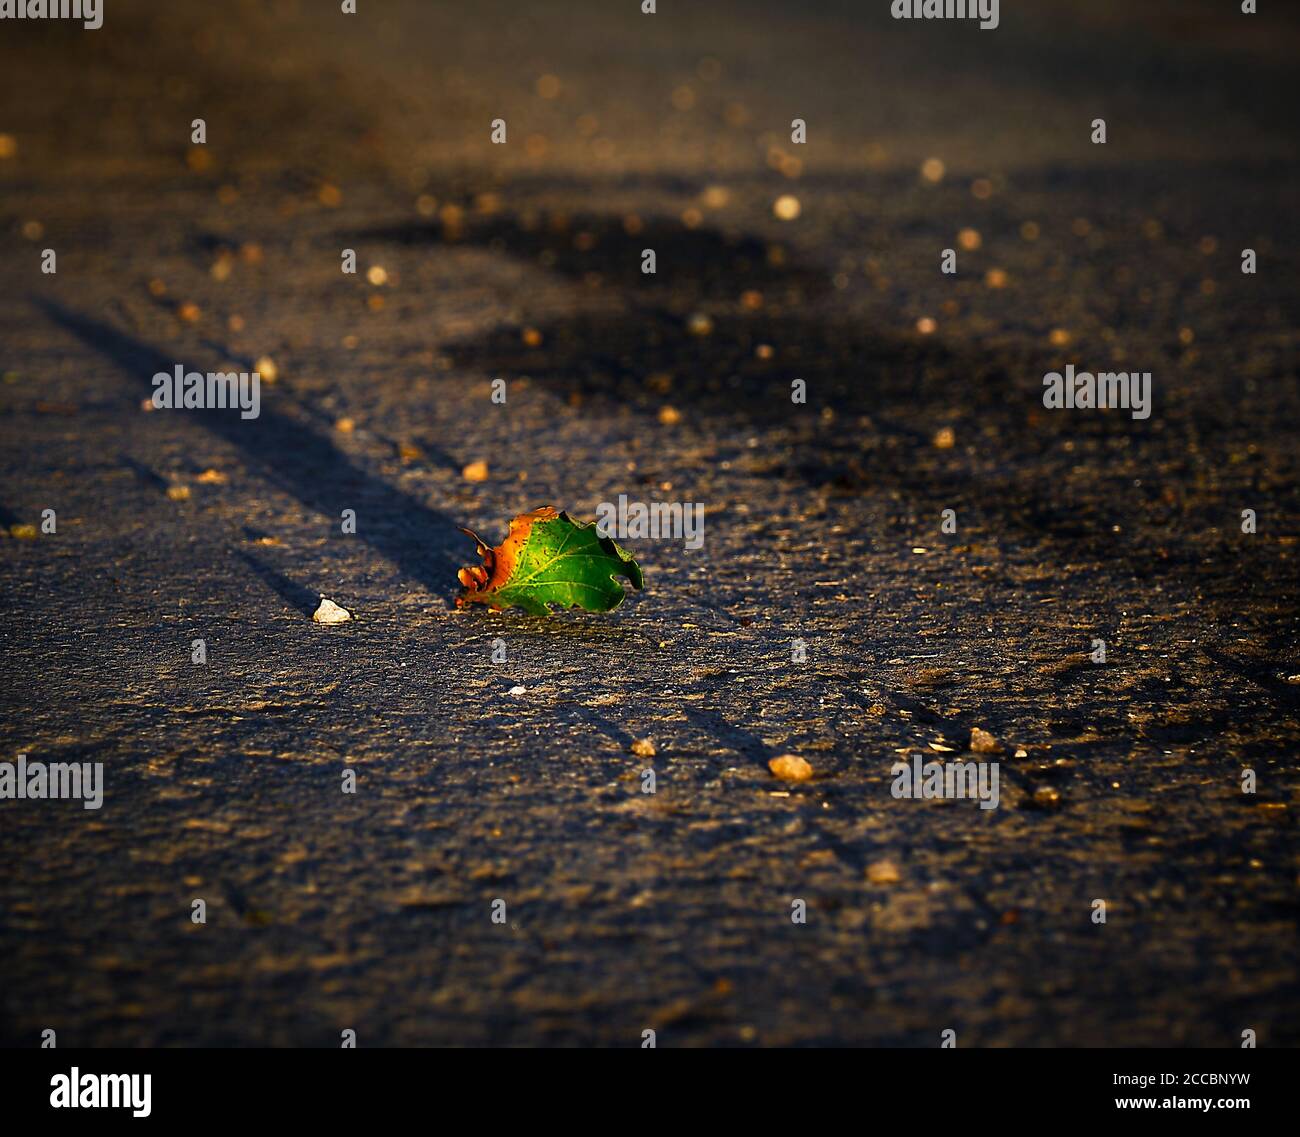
474 511 644 615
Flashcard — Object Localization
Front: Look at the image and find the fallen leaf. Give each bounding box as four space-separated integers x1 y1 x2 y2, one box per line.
456 506 644 616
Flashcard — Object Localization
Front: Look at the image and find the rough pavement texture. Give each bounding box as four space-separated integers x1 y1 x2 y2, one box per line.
1 0 1297 1046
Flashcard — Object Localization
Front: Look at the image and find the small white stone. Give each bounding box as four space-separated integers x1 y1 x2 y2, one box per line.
508 685 526 696
313 597 352 624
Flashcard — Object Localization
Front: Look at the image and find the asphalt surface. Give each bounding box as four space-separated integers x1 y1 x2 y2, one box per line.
1 0 1298 1047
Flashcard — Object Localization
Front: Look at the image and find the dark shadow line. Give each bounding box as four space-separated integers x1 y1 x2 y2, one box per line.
36 298 464 597
236 550 320 617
